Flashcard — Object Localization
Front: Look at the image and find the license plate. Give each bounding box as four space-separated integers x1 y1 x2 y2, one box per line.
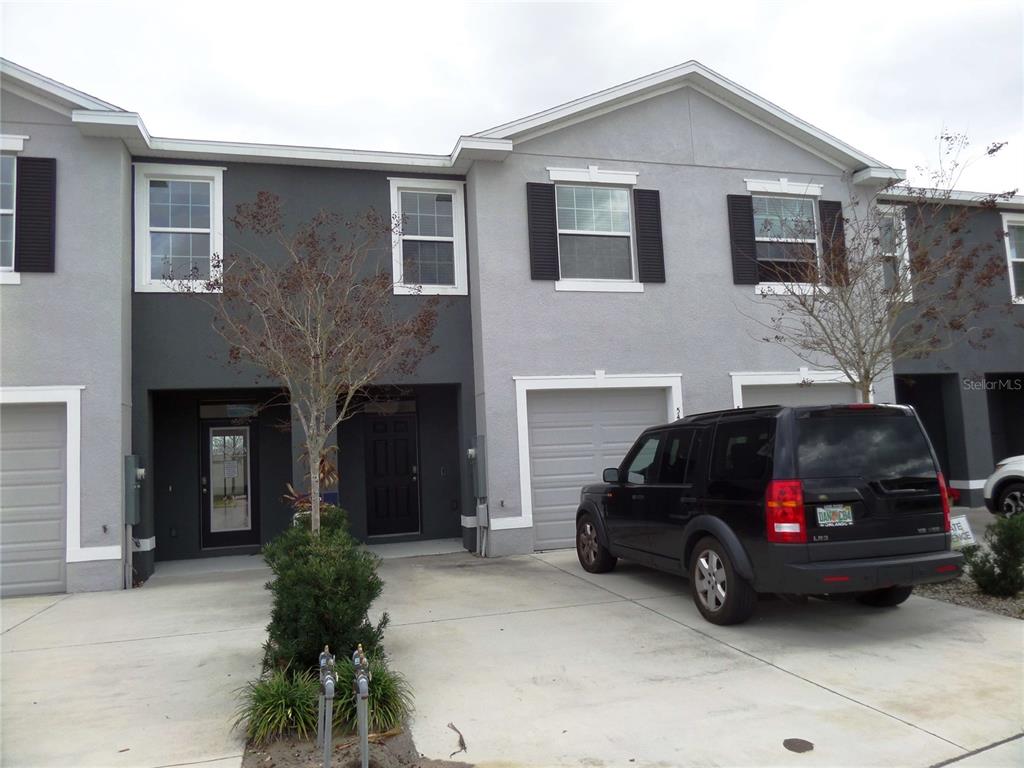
817 504 853 527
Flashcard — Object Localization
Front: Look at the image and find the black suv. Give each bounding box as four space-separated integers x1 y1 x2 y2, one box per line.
575 404 963 625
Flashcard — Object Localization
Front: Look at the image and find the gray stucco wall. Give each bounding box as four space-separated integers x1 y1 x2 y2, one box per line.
131 162 476 566
0 91 131 591
894 205 1024 501
466 86 895 554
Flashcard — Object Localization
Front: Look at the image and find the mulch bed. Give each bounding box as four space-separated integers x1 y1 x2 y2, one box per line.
242 727 473 768
915 574 1024 619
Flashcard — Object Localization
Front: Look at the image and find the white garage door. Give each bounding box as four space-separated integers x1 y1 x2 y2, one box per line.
0 404 67 596
742 382 859 408
527 388 668 550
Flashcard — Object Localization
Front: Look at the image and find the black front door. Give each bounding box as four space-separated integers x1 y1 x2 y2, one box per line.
200 419 261 548
365 408 420 536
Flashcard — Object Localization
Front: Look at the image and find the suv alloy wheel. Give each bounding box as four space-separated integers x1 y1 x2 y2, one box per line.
690 536 756 625
576 513 617 573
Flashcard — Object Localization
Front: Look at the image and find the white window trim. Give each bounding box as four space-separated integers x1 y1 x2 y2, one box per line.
554 279 644 293
0 134 29 152
389 177 467 296
133 163 224 294
0 385 121 563
547 165 639 186
497 371 684 532
729 368 864 407
555 182 640 288
1 141 23 283
751 192 821 287
1001 212 1024 305
745 177 823 197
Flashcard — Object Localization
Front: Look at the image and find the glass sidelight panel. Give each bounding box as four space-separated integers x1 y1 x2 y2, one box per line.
209 426 252 532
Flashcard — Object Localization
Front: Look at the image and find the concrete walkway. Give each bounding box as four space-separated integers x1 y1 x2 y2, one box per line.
1 555 270 768
379 550 1024 768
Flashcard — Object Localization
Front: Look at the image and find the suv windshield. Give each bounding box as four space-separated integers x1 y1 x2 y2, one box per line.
797 410 935 480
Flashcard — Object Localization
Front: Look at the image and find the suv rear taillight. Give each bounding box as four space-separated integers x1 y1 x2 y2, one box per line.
937 472 952 532
765 479 806 543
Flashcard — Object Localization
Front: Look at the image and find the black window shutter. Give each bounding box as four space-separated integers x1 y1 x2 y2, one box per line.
818 200 847 286
526 182 559 280
727 194 758 285
14 157 56 273
633 188 665 283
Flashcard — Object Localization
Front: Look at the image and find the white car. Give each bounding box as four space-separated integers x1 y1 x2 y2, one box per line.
984 456 1024 517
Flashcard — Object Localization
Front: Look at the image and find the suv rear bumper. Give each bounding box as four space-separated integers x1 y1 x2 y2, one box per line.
771 550 964 594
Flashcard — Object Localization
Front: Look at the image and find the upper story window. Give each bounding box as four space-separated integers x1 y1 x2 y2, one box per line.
0 155 14 271
1002 213 1024 304
390 178 467 296
134 163 223 293
556 185 633 282
752 194 818 282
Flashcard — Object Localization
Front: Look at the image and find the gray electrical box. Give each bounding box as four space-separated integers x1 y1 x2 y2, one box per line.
124 455 143 526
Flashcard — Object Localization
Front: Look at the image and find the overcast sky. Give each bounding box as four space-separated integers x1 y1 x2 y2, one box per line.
2 1 1021 191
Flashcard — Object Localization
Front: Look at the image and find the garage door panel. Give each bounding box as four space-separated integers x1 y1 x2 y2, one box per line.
528 387 667 551
1 404 67 596
1 482 64 508
1 447 63 471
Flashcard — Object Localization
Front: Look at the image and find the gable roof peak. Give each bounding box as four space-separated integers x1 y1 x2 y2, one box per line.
473 60 894 173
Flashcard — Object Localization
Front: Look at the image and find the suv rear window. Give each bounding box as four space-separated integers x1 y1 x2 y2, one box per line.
797 409 935 480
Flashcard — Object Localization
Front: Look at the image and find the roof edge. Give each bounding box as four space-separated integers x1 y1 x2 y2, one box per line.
0 57 123 112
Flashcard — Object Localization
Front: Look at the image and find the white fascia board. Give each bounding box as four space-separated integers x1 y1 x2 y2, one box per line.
1 57 123 111
473 60 892 172
73 110 152 143
450 135 513 164
879 188 1024 211
73 110 465 173
852 166 907 186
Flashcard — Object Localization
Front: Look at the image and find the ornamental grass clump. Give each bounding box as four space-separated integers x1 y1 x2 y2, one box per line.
234 666 319 745
332 653 414 734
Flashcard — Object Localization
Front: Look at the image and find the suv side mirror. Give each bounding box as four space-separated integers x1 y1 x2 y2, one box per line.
603 467 621 484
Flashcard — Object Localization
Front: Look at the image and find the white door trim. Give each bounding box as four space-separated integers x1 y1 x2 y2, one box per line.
499 370 684 532
729 368 859 408
0 385 121 562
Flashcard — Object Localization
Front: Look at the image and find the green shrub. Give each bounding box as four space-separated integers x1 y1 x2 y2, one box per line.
963 513 1024 597
262 507 389 670
234 667 319 745
332 654 413 734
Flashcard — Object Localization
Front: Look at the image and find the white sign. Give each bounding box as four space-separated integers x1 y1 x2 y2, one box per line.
950 515 976 548
222 460 239 479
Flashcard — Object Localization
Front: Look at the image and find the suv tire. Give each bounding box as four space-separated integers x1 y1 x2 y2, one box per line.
856 585 914 607
997 482 1024 517
576 513 617 573
690 536 757 625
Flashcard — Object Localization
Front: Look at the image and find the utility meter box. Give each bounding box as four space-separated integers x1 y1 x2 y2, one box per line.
124 455 144 526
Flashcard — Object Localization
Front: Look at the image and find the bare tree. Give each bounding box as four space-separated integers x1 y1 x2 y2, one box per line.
748 134 1017 402
182 192 439 534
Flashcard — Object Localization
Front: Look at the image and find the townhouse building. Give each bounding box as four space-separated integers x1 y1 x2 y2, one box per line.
1 58 1020 592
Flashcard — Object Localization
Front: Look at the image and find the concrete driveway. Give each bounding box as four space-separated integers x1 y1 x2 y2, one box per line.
380 550 1024 768
1 556 269 768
